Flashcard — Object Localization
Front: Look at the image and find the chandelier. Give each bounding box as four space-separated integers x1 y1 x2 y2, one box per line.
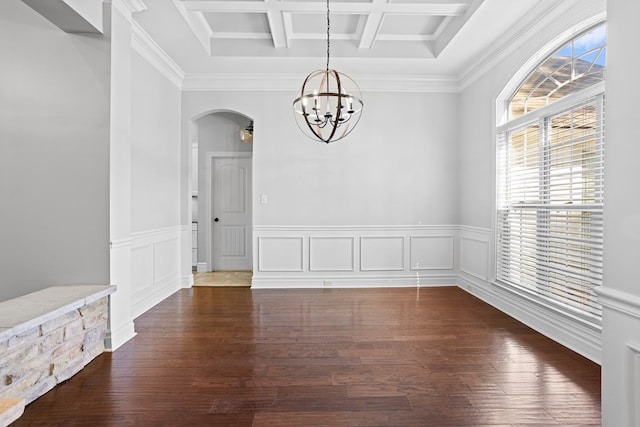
292 0 364 144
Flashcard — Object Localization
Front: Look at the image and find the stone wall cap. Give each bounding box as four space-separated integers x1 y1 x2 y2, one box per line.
0 285 116 342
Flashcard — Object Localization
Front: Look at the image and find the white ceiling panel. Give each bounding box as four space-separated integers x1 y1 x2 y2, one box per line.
291 13 361 37
204 12 270 34
379 14 445 36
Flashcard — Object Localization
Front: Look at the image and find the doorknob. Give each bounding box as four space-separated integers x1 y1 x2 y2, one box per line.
214 218 219 222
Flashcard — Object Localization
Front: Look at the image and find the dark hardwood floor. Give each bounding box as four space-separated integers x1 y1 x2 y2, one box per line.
14 287 601 426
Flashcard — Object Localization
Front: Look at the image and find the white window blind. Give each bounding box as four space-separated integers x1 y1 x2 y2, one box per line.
496 94 604 320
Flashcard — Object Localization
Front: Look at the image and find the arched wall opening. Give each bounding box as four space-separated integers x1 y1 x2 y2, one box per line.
188 110 254 274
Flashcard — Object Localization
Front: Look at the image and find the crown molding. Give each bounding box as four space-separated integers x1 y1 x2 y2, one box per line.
182 73 459 93
121 0 147 14
457 0 606 91
110 0 147 17
131 21 185 89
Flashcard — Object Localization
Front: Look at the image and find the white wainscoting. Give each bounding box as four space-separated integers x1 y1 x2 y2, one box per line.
629 341 640 426
252 225 458 288
130 226 182 318
459 228 490 281
596 286 640 425
457 225 602 364
309 237 355 272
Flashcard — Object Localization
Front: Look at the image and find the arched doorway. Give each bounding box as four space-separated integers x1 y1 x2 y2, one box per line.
190 110 254 273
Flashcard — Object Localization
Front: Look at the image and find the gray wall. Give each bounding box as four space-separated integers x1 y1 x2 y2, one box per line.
183 90 459 229
130 51 181 233
0 0 110 301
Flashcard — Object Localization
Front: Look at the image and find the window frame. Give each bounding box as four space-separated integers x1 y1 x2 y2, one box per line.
495 78 605 327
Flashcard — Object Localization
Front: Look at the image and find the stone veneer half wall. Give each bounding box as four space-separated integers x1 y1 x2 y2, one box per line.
0 285 115 405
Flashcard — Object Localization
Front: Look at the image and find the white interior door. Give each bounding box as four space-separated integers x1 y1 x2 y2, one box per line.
211 157 252 270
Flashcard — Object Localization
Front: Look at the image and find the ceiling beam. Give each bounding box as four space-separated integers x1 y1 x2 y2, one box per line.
180 1 470 16
358 12 384 49
172 0 213 54
432 0 484 56
267 10 288 48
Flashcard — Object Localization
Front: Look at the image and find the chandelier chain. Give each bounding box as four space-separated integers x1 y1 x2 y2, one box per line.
326 0 330 71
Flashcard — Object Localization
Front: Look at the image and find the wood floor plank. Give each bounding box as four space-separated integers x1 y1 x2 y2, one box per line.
13 287 601 426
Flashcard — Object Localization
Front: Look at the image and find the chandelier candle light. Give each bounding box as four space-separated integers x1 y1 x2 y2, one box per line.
292 0 364 143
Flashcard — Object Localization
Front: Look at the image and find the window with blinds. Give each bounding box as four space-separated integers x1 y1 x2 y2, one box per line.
496 23 605 322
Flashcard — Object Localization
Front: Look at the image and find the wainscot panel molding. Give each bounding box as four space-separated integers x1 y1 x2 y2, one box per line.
360 236 405 271
628 341 640 426
309 237 355 272
457 226 602 363
130 226 182 319
257 237 304 272
460 235 489 281
597 288 640 426
252 225 458 288
410 235 454 270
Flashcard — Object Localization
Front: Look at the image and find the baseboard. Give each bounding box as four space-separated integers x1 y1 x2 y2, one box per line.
181 274 194 288
458 274 602 364
104 320 136 352
252 274 458 289
197 262 208 273
132 276 180 319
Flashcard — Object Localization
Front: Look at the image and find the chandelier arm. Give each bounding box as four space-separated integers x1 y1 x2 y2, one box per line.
324 70 340 143
300 73 326 141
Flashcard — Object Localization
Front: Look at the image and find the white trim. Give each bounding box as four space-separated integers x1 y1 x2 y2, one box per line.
131 21 185 89
111 0 147 17
359 236 405 272
197 262 208 273
409 235 455 270
460 235 489 281
130 225 182 241
458 275 601 364
252 275 457 289
458 225 492 234
121 0 147 13
110 237 133 250
496 82 605 132
181 274 194 288
104 320 136 351
596 287 640 320
309 236 356 272
254 224 458 232
257 236 304 272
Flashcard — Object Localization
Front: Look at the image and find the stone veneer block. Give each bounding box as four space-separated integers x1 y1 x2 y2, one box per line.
0 285 116 407
0 398 25 427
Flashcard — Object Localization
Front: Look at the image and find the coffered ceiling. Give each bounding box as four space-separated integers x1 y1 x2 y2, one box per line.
172 0 483 59
131 0 581 89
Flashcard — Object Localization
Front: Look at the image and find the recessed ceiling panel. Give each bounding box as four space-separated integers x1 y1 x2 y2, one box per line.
291 13 360 36
204 12 270 34
300 0 373 3
379 14 444 36
388 0 446 3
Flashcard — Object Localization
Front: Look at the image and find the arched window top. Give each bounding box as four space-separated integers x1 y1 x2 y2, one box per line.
510 23 606 119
